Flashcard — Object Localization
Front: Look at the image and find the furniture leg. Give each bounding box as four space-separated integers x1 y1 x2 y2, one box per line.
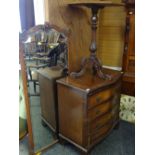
114 122 120 130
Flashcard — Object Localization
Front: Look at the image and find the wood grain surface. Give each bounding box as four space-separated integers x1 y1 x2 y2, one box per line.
44 0 126 70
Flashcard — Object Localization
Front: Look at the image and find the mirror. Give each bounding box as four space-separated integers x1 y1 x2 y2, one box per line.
19 22 68 154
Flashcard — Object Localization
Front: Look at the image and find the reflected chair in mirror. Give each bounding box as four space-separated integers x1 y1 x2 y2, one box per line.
20 22 69 155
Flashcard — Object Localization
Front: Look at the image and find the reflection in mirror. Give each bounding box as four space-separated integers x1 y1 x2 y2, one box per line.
20 23 68 154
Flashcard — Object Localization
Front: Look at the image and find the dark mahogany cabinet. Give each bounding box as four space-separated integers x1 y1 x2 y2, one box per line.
57 68 122 153
122 0 135 96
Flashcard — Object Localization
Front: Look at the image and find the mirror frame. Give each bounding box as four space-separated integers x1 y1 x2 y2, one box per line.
19 22 69 155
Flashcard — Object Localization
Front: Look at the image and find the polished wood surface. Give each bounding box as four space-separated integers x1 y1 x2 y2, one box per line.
90 122 112 142
88 90 112 109
122 0 135 96
88 100 112 120
58 68 122 91
57 84 85 146
57 68 122 153
89 112 112 133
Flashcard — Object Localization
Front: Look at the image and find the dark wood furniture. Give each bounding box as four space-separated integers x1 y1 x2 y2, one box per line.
122 0 135 96
57 68 122 154
38 67 64 137
56 1 124 154
69 1 124 80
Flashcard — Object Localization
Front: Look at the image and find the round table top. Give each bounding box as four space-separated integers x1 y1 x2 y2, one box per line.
66 1 125 8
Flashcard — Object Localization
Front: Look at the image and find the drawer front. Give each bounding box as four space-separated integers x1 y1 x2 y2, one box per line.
89 122 113 144
88 100 112 121
88 88 113 109
88 81 121 109
89 112 112 134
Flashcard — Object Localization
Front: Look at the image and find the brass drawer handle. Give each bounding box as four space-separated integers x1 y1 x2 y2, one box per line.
95 110 101 115
96 96 102 103
95 123 101 130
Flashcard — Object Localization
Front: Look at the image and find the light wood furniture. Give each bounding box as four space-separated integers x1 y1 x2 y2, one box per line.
57 68 122 154
122 0 135 96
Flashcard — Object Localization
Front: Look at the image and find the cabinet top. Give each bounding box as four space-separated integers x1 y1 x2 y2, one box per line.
65 0 125 7
38 66 63 80
57 68 122 93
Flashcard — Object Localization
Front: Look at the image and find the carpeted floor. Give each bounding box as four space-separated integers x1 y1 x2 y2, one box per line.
19 120 135 155
19 82 135 155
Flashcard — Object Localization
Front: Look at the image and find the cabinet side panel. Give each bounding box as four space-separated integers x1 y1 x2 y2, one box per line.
39 74 56 129
58 84 84 145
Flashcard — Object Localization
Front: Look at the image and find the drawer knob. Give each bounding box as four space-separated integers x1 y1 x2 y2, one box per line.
95 124 101 130
96 110 101 115
96 97 102 103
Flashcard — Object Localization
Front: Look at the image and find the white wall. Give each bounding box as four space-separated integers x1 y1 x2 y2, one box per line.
33 0 45 25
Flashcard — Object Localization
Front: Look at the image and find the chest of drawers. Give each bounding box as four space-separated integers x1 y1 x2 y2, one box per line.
57 68 122 153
